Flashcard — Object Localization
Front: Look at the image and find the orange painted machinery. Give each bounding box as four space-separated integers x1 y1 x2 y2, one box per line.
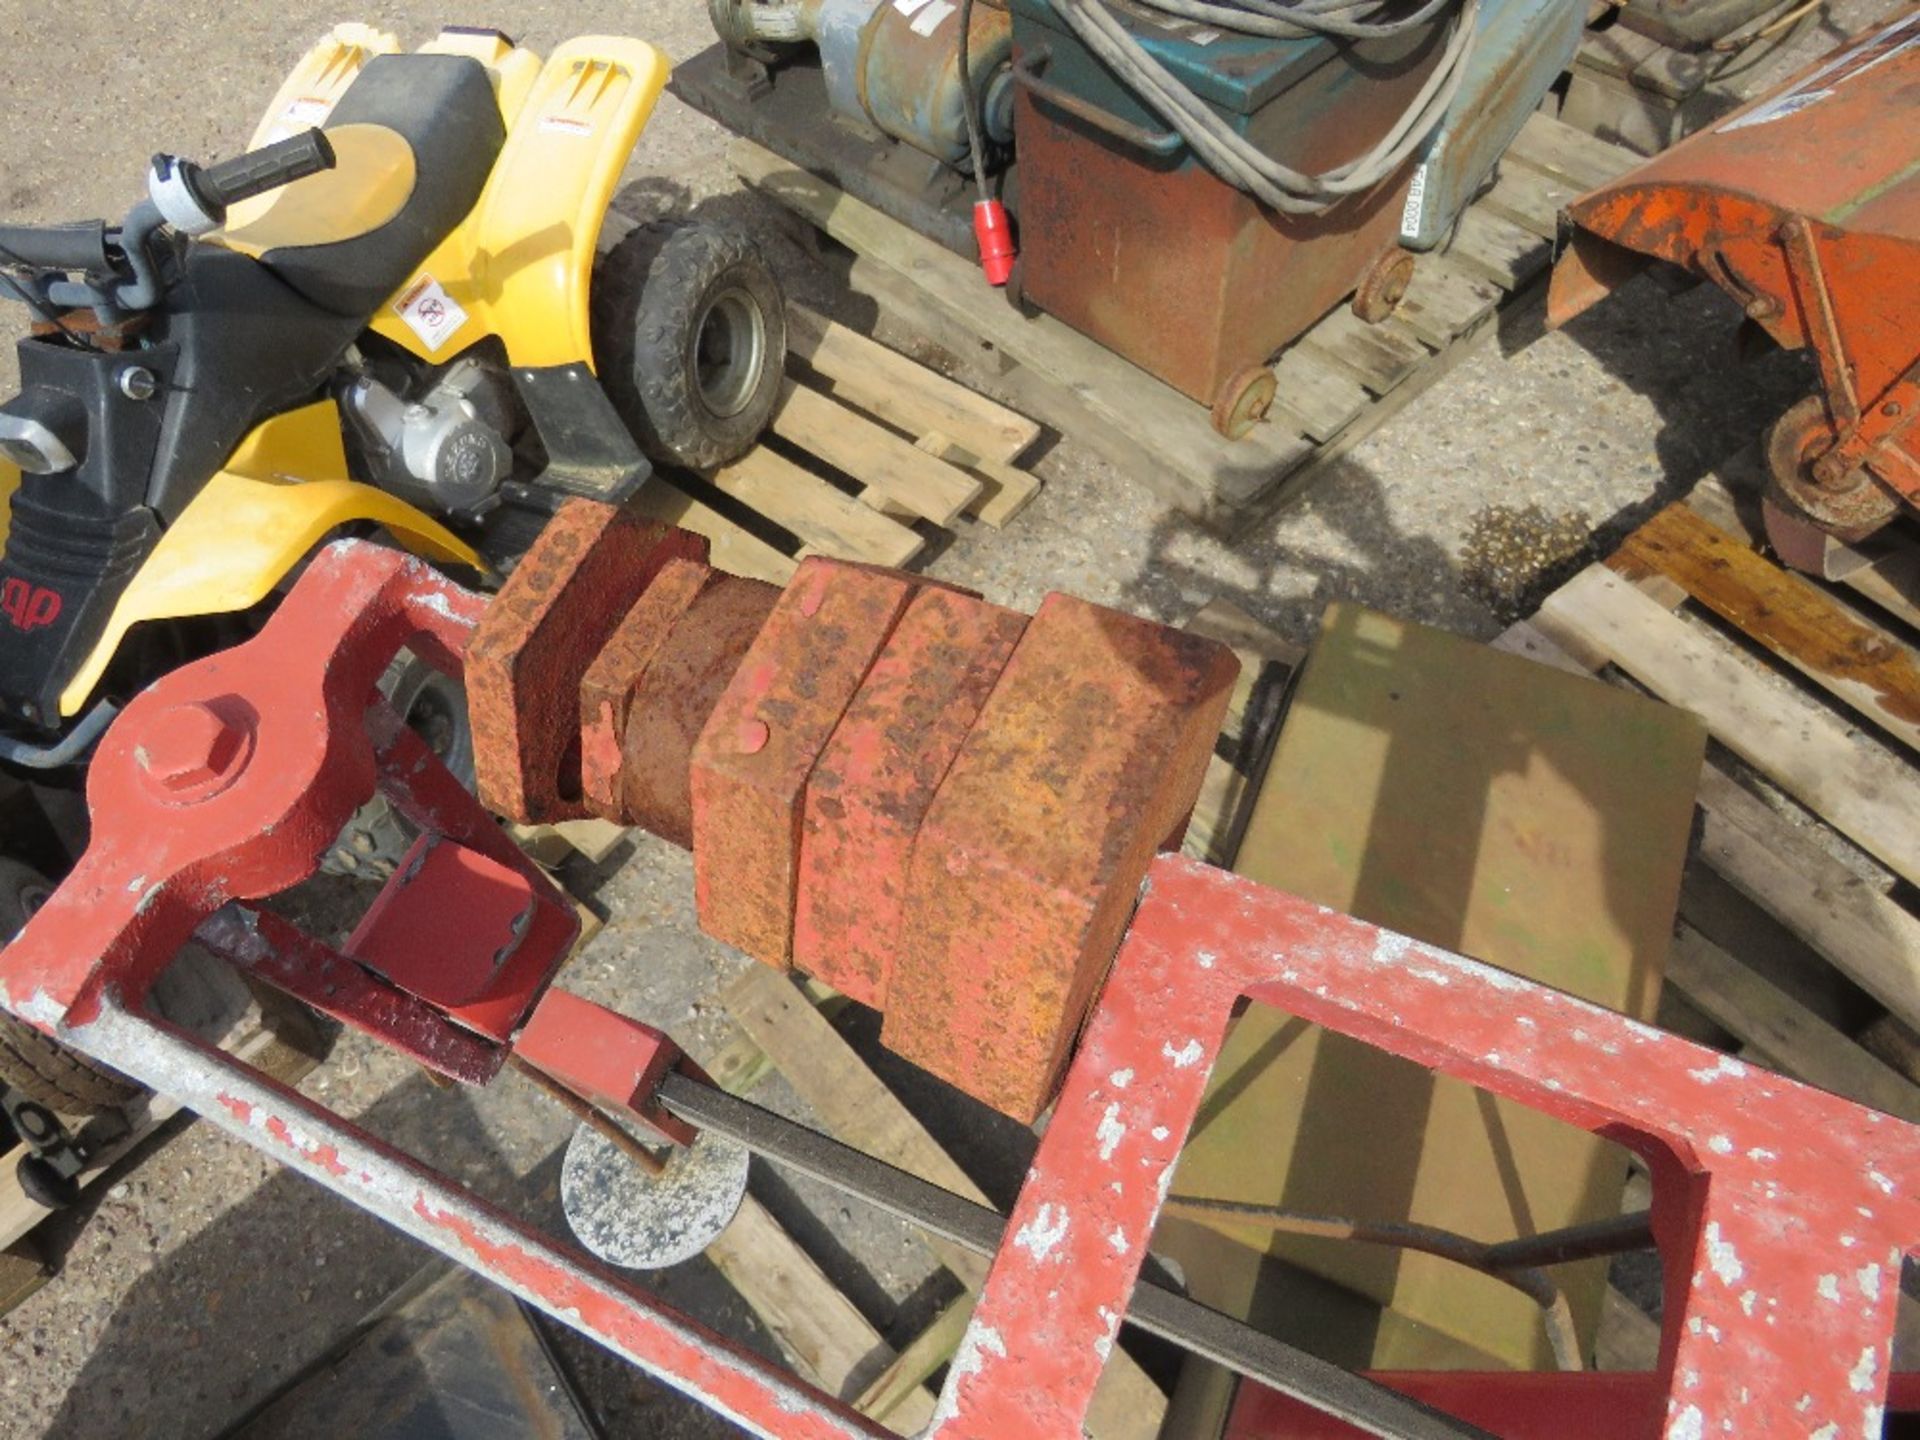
1549 13 1920 575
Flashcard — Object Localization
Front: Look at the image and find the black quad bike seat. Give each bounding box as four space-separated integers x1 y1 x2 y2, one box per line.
255 52 506 322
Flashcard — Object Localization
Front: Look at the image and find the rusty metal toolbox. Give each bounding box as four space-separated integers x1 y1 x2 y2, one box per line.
1007 0 1448 412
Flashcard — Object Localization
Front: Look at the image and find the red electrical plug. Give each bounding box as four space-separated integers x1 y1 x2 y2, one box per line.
972 199 1016 287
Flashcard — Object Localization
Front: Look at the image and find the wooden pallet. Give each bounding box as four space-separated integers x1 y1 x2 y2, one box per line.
627 302 1043 585
1501 454 1920 1122
1561 0 1912 156
730 115 1639 526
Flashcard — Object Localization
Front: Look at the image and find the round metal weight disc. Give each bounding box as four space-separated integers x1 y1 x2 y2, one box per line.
561 1122 750 1270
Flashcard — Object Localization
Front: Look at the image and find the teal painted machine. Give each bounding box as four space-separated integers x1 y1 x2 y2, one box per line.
680 0 1584 434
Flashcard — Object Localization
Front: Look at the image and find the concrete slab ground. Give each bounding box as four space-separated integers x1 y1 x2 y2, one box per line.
0 4 1814 1437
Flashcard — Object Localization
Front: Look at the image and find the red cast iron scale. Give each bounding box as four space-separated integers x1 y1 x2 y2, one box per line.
1 511 1916 1438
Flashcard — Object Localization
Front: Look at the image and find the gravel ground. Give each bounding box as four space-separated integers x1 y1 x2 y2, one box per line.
0 5 1818 1438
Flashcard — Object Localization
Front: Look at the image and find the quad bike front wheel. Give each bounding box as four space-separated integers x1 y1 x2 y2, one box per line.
593 219 788 472
0 857 140 1115
322 649 475 879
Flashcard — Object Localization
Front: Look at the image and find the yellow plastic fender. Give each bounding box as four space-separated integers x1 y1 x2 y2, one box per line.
0 457 18 556
245 22 401 148
367 36 669 372
58 403 480 717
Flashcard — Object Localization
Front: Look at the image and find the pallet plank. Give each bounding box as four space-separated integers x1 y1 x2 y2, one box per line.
1510 110 1642 190
1685 469 1920 637
772 380 982 528
705 1195 938 1433
732 137 1313 517
1395 257 1504 348
1479 162 1583 240
1271 348 1372 443
1667 923 1920 1121
628 480 799 585
1693 764 1920 1036
1181 600 1301 868
1298 310 1434 396
1539 567 1920 887
710 441 923 569
1503 587 1920 1039
915 431 1042 528
722 965 1169 1440
1575 24 1668 81
786 306 1041 467
854 1292 974 1422
1615 503 1920 753
1445 208 1552 290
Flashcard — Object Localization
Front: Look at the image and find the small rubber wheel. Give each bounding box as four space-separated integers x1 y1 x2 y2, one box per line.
321 650 474 880
1211 365 1278 441
1353 246 1416 325
593 219 788 472
16 1154 79 1210
1764 394 1900 544
0 857 140 1115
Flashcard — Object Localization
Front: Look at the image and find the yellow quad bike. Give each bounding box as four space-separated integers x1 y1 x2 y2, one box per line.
0 24 788 871
0 26 787 1118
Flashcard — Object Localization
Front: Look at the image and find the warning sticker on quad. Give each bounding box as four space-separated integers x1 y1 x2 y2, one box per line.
392 276 469 353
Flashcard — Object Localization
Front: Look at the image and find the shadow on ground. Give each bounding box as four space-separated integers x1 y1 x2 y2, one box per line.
29 1075 759 1440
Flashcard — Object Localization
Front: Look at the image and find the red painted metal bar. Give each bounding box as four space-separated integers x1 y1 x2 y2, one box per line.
5 539 1917 1439
942 854 1920 1439
58 1002 891 1440
1227 1371 1920 1438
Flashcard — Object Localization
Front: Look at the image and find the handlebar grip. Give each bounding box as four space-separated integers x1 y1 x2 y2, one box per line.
200 128 337 209
0 221 111 272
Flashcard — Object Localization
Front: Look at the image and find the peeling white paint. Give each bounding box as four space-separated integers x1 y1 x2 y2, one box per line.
1705 1222 1745 1286
1194 950 1217 970
1810 1425 1838 1440
1150 1126 1170 1142
1096 1104 1127 1162
1851 1346 1878 1394
1670 1403 1704 1440
1869 1170 1895 1195
1108 1068 1135 1090
1708 1135 1734 1156
1108 1228 1130 1256
1858 1264 1883 1301
1746 1147 1777 1163
1013 1203 1070 1264
1740 1291 1757 1316
1372 932 1414 966
930 1324 1007 1429
1162 1039 1204 1069
1819 1274 1842 1302
1690 1054 1749 1085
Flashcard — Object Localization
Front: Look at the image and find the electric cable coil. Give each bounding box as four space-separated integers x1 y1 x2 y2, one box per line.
1037 0 1480 215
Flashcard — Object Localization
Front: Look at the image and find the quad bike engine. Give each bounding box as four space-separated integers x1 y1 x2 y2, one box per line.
344 359 518 522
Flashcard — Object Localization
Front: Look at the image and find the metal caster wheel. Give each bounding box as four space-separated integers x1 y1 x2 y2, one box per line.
1210 365 1277 441
1353 246 1416 325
